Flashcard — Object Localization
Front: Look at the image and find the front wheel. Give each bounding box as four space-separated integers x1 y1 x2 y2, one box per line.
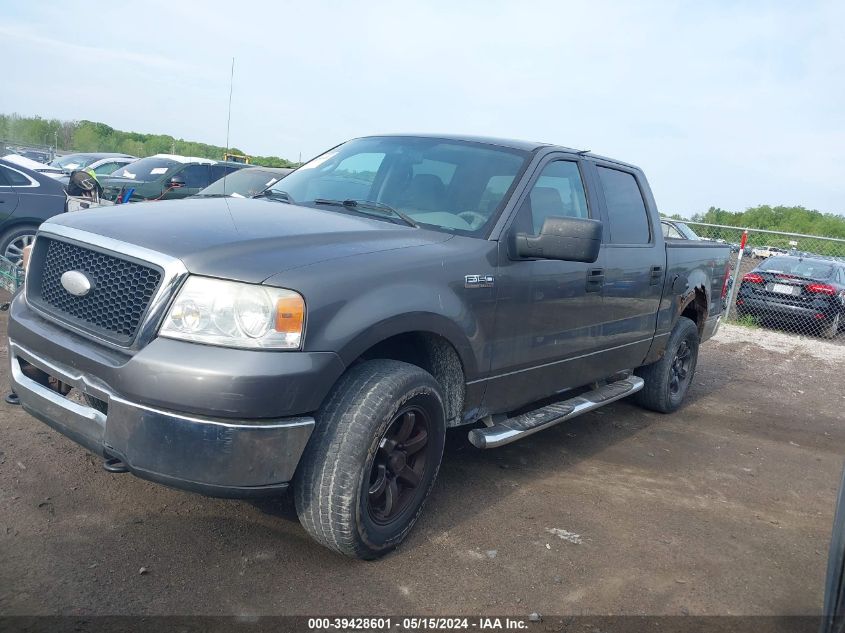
634 317 700 413
294 359 446 559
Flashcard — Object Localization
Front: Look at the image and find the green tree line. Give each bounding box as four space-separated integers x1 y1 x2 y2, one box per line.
690 205 845 239
0 113 297 168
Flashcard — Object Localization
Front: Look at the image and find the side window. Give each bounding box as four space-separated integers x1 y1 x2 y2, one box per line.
335 153 385 184
662 222 682 239
211 165 241 181
180 164 211 188
597 166 650 244
513 161 589 235
2 166 35 187
210 165 228 182
92 162 120 175
0 167 9 186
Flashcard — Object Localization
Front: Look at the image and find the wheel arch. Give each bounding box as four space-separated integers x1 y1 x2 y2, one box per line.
678 285 708 337
338 319 470 427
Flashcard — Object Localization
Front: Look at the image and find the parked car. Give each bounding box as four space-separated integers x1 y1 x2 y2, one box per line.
8 147 53 164
736 255 845 338
660 218 701 240
51 153 137 177
2 154 65 179
97 154 248 202
751 245 787 259
8 134 730 559
0 158 67 266
192 166 292 199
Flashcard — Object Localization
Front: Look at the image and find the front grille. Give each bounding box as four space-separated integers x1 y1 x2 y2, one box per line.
29 237 163 344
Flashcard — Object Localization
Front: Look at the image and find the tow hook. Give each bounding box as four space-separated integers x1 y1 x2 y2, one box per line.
102 457 129 474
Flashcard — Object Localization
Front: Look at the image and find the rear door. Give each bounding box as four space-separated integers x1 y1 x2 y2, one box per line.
586 161 664 369
485 154 607 412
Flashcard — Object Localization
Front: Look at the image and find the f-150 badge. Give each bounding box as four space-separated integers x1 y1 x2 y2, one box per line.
465 274 495 289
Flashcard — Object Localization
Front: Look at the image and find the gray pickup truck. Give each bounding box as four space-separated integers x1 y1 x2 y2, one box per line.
7 134 730 559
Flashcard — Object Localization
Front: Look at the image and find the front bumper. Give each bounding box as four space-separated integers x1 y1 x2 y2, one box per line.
10 340 315 497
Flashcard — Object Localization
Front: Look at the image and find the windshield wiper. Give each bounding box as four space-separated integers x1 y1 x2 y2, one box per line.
313 199 417 227
192 193 230 198
256 189 293 204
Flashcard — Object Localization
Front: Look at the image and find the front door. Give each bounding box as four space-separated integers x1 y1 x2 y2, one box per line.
484 157 607 413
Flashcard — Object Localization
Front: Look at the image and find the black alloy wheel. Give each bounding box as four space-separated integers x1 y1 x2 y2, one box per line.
368 406 430 524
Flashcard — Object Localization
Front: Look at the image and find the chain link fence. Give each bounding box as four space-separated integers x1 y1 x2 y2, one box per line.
668 220 845 343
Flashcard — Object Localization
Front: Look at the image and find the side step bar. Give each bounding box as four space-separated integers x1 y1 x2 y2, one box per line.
468 376 644 449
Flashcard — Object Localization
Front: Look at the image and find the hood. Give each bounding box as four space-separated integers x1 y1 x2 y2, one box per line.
44 197 452 283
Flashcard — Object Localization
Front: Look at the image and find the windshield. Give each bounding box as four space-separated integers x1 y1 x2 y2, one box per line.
265 136 528 234
197 168 285 198
52 154 97 170
110 157 178 181
758 257 834 279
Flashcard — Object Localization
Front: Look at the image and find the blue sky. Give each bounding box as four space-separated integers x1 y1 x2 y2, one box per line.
2 0 843 217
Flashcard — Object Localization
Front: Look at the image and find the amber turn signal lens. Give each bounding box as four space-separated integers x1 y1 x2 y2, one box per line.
274 295 305 333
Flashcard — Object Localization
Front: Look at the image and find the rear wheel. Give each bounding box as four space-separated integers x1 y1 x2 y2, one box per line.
634 317 700 413
822 312 842 339
294 359 446 559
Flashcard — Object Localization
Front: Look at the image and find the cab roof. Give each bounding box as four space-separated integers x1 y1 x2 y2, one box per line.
371 133 641 170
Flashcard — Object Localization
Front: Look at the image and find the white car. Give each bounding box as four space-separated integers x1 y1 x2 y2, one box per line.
752 245 787 258
2 153 65 179
51 152 137 176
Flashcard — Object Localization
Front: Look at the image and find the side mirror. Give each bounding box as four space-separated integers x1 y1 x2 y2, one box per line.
514 216 602 263
168 175 186 188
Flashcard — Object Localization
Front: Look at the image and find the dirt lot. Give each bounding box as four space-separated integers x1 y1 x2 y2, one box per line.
0 312 843 617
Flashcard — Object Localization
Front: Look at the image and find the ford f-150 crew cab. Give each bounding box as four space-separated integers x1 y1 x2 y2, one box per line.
7 134 731 559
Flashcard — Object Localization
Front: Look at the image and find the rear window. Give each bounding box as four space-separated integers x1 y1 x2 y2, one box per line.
758 257 834 279
597 166 650 244
114 157 179 180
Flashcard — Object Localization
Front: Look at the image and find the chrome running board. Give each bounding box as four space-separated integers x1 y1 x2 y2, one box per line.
468 376 645 449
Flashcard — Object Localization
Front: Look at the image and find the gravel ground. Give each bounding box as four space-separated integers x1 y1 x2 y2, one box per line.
0 315 843 617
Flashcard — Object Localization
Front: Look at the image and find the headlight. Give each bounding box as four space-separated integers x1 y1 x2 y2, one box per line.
159 276 305 349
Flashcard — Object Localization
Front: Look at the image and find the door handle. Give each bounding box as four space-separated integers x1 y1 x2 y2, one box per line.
649 265 663 286
586 267 604 293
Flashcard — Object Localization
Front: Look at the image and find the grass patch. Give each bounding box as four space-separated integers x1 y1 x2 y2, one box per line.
734 314 760 329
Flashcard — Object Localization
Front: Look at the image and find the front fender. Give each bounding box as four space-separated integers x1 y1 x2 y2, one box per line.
314 280 480 378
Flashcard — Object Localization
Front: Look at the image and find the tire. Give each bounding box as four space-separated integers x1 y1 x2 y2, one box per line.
0 225 38 267
294 359 446 559
822 312 841 340
634 317 700 413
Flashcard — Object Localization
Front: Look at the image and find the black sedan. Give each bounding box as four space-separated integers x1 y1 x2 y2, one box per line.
736 255 845 338
0 158 67 266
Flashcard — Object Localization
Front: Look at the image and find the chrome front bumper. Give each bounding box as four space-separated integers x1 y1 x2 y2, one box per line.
9 340 314 497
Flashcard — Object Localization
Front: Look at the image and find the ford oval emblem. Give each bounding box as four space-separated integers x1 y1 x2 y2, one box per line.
60 270 92 297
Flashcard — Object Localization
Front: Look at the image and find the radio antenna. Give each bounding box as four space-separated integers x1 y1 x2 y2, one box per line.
225 57 235 153
223 57 235 199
